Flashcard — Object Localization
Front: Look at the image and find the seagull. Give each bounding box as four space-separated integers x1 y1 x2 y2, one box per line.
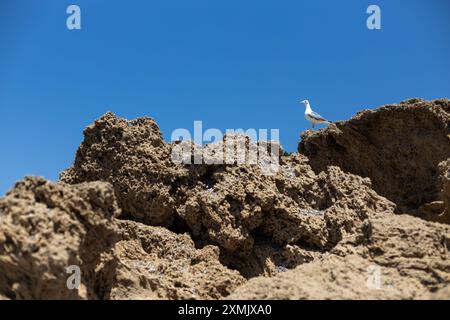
300 99 331 129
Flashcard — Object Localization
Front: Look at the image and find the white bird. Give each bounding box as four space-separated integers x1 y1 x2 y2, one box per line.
300 99 331 129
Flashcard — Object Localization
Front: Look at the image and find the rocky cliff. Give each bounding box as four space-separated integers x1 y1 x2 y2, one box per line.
0 98 449 299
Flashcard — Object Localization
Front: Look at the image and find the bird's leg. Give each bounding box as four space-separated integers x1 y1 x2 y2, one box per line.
312 123 315 129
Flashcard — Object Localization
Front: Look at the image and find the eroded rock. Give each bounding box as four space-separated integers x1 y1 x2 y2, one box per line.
2 98 450 300
0 177 119 299
60 112 177 227
299 98 450 220
61 113 395 277
110 220 245 299
438 158 450 223
229 213 450 299
0 177 245 300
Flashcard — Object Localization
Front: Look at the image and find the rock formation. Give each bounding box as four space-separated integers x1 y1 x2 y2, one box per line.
299 98 450 221
0 178 244 300
59 112 395 277
0 98 449 299
229 214 450 299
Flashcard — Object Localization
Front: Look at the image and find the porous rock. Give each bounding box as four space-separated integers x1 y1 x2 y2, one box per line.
61 113 395 277
0 177 119 299
299 98 450 220
228 213 450 299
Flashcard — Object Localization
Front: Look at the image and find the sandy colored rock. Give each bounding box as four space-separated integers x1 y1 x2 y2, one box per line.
431 285 450 300
60 112 177 227
299 98 450 220
334 214 450 291
438 158 450 223
0 177 245 300
228 254 426 299
3 99 449 300
0 177 119 299
229 214 450 299
61 113 395 277
110 220 245 299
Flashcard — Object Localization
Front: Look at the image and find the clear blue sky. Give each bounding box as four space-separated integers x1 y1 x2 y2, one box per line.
1 0 449 195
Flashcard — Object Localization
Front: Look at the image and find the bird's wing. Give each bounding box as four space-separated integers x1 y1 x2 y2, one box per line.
309 111 328 122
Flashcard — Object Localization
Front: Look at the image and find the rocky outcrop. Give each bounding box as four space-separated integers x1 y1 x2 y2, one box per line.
61 112 395 277
228 214 450 299
2 98 450 300
60 113 176 227
299 98 450 220
229 254 427 300
0 177 119 299
0 177 245 300
110 220 245 299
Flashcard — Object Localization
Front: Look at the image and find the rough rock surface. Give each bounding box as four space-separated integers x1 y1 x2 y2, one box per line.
439 158 450 223
110 219 245 299
0 177 244 300
2 98 450 300
229 214 450 299
299 98 450 220
60 112 395 277
0 177 119 299
60 113 177 227
229 254 425 300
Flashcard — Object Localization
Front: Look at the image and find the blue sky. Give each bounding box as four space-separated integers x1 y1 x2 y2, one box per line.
0 0 449 195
